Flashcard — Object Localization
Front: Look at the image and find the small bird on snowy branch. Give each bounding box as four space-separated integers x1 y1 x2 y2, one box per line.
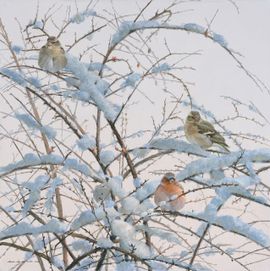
38 36 67 72
154 172 185 211
184 111 229 152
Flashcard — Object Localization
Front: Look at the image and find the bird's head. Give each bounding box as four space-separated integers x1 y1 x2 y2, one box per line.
47 36 60 46
187 111 201 122
162 172 176 184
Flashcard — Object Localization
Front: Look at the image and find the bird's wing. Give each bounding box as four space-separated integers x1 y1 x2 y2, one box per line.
52 54 67 72
198 120 229 150
197 120 217 135
38 46 54 71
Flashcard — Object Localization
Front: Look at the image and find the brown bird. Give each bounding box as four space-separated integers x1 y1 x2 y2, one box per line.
38 36 67 72
154 172 185 211
184 111 229 152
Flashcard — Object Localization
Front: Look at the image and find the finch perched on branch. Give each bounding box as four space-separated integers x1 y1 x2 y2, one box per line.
38 36 67 72
154 172 185 211
184 111 229 152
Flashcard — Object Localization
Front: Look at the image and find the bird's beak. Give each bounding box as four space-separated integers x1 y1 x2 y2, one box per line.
168 177 175 182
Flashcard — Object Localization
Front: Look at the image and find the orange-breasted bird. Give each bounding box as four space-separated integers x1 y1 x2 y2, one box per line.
154 172 185 211
184 111 229 152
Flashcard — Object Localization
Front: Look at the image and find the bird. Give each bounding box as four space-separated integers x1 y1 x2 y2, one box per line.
184 111 229 152
154 172 185 211
38 36 67 72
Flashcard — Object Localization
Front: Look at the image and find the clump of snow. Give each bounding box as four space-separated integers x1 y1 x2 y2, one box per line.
133 178 142 188
121 196 140 214
71 207 119 230
111 21 134 46
93 184 111 202
66 55 118 121
152 63 171 73
70 9 97 24
22 175 49 216
51 84 60 91
76 134 96 151
72 240 92 252
12 45 23 54
32 20 44 29
16 113 57 139
88 62 109 72
107 176 127 198
97 237 113 248
111 20 160 46
28 76 41 88
96 79 110 95
182 23 206 34
212 32 228 47
0 153 63 176
100 150 115 166
112 220 135 240
0 219 67 240
137 225 181 245
148 138 208 157
135 179 159 201
116 261 136 271
121 73 141 88
1 68 26 87
131 148 151 159
64 158 91 176
44 177 63 214
176 152 241 181
135 199 155 215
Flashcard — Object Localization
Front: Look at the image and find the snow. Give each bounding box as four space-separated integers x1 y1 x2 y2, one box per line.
70 207 120 230
97 237 113 248
28 77 41 88
187 207 270 248
135 179 159 201
121 196 140 214
64 158 91 176
22 175 49 216
76 134 96 151
11 45 23 54
133 177 142 188
121 73 141 88
148 138 209 157
182 23 206 34
137 225 181 245
111 20 160 46
88 62 109 72
70 9 97 24
0 68 26 87
107 176 128 198
32 20 44 29
66 55 118 121
151 63 171 73
96 78 110 95
176 152 241 181
72 240 92 252
112 219 135 240
116 261 136 271
212 32 228 47
100 150 116 166
16 113 57 139
0 153 63 176
70 210 96 230
0 219 67 240
93 184 111 202
44 177 63 214
128 239 152 258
